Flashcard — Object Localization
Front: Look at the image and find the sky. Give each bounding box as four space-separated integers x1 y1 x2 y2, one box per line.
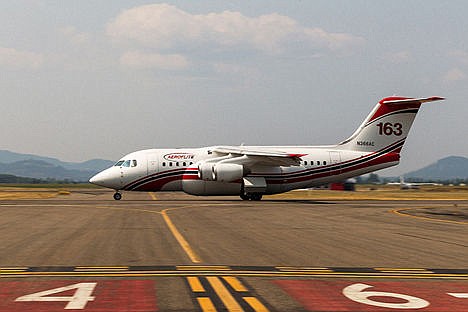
1 1 467 176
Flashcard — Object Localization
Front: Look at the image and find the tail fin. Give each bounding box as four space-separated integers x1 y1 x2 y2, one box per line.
337 96 444 153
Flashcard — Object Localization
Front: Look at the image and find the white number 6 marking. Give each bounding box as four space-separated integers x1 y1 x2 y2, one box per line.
15 282 97 310
343 283 430 309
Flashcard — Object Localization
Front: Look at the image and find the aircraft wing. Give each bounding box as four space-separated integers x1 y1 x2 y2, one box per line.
212 146 305 166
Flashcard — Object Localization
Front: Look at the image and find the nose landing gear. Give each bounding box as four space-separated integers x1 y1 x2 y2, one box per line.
113 192 122 200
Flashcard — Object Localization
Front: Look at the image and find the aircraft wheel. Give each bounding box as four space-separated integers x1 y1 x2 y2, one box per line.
113 192 122 200
250 193 263 201
240 193 250 200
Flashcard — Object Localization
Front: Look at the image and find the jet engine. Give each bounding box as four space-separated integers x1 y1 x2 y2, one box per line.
183 162 243 196
197 163 243 182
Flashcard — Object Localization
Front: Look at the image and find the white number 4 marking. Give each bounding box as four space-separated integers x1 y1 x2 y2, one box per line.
15 282 97 310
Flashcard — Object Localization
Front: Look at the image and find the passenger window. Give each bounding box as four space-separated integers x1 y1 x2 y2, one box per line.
132 160 137 167
162 162 166 167
190 162 193 165
183 162 187 166
169 162 173 167
123 160 131 167
115 160 124 166
310 161 314 166
323 161 327 165
176 162 179 167
304 161 308 166
317 161 320 166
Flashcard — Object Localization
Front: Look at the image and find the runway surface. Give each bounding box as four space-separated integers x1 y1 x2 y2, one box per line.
0 189 467 311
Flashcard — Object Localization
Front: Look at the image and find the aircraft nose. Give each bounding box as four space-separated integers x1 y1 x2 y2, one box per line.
89 171 106 186
89 168 121 189
88 173 102 185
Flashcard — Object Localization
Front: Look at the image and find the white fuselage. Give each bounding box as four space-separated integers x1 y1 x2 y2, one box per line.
90 145 398 195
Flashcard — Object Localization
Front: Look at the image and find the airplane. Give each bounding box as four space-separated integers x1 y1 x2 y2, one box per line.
387 176 442 189
89 96 444 200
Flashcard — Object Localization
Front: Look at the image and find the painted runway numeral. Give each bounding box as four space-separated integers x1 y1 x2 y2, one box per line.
15 282 97 310
276 280 468 311
342 283 430 309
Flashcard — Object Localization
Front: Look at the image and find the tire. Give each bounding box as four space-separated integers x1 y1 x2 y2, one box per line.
240 193 250 200
250 193 263 201
113 192 122 200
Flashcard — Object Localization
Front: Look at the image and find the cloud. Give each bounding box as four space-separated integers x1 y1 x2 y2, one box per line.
0 46 43 69
449 50 468 65
383 51 411 64
120 51 189 70
443 68 466 82
59 26 90 45
106 3 364 56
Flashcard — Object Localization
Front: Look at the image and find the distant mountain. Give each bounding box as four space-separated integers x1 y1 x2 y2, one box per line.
0 150 114 182
405 156 468 180
0 150 113 172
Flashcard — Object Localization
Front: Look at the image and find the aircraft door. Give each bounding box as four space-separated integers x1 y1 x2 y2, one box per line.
329 151 341 175
147 153 159 175
119 160 132 188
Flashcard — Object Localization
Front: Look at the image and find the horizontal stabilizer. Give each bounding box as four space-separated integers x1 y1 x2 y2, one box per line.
381 96 445 106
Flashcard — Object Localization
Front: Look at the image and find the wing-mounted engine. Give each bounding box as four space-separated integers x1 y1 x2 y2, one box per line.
182 155 246 196
198 163 244 182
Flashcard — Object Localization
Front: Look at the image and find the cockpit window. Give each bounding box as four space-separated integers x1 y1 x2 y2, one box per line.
115 160 125 166
122 160 131 167
131 160 137 167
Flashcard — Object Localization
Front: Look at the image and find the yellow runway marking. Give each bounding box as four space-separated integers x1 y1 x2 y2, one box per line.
277 266 333 272
146 194 202 263
148 192 158 200
375 268 433 273
74 266 129 271
178 265 230 271
187 276 205 292
94 205 162 215
391 208 468 225
207 276 244 311
187 276 270 312
197 297 217 312
12 201 203 265
2 269 467 280
243 297 269 312
161 208 202 263
0 267 28 273
223 276 248 292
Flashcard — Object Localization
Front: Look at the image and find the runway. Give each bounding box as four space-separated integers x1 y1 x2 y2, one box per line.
0 189 467 311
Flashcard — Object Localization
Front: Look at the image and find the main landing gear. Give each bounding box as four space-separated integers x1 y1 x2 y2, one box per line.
240 193 263 201
113 192 122 200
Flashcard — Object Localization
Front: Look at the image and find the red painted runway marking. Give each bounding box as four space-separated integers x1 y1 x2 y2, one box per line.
274 280 468 311
0 280 157 311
